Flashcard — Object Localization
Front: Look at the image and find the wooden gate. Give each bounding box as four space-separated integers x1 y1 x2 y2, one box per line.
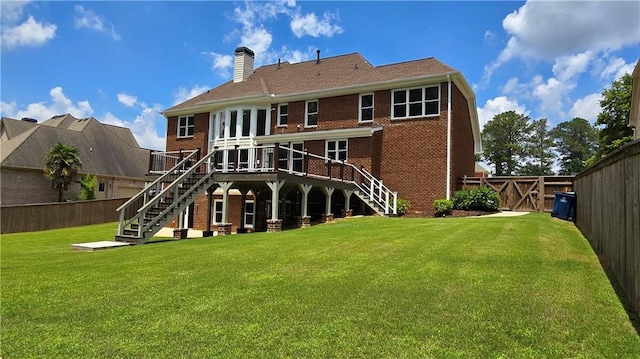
458 176 574 212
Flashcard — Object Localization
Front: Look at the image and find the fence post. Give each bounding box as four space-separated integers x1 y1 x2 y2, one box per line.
538 176 545 212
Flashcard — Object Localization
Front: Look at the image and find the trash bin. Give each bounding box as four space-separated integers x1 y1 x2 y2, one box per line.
551 192 576 221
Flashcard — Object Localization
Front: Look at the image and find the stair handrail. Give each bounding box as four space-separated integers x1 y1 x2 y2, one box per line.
136 150 219 236
117 149 201 213
278 144 397 215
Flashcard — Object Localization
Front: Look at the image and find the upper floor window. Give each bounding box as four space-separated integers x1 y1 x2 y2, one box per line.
178 115 194 138
277 104 288 126
392 85 440 119
305 100 318 127
326 139 347 161
359 93 374 122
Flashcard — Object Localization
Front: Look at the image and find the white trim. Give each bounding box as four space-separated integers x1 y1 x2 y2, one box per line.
277 103 288 127
177 115 194 138
305 100 318 127
446 75 452 200
358 93 374 123
325 139 348 161
391 84 441 120
254 126 382 144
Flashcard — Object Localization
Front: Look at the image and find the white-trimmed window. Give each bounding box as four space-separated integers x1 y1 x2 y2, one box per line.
213 199 223 224
326 139 347 161
359 93 374 122
178 115 194 138
392 85 440 119
277 104 288 126
244 200 255 228
305 100 318 127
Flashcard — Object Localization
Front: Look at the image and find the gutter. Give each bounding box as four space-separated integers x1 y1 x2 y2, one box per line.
446 74 452 200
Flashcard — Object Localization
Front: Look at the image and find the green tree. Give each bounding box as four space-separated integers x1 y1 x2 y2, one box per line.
594 73 634 158
78 174 97 200
43 143 82 202
521 118 556 176
482 111 532 175
551 117 598 175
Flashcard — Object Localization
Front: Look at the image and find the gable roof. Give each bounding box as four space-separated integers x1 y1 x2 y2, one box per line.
165 53 458 112
1 117 38 140
1 114 150 179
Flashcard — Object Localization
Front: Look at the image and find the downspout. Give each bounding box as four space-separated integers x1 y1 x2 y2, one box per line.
446 75 452 200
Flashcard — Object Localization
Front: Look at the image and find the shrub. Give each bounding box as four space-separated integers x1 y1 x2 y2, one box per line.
396 198 409 217
470 186 500 212
452 190 472 210
78 174 97 200
452 187 500 212
433 199 453 217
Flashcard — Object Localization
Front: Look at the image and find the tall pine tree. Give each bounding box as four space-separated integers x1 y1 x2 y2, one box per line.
551 117 597 175
521 118 556 176
482 111 532 175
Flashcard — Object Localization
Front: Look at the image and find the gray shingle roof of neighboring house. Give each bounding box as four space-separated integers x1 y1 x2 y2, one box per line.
165 53 459 112
1 115 150 179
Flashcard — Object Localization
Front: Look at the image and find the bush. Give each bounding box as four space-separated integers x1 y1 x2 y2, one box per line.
452 187 500 212
78 174 96 200
452 190 472 210
433 199 453 217
396 198 409 217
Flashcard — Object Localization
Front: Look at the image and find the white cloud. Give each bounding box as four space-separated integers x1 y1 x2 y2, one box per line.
484 0 639 81
101 108 165 150
552 51 593 81
74 5 121 41
204 52 233 77
240 27 273 60
1 15 56 49
1 0 30 24
569 93 601 122
477 96 528 131
483 30 495 43
117 93 138 107
0 87 93 120
173 85 210 106
290 11 343 38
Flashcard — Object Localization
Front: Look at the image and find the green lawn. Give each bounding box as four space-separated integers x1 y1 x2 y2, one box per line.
2 213 639 358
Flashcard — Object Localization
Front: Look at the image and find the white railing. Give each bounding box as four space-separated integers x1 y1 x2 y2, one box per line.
149 149 198 174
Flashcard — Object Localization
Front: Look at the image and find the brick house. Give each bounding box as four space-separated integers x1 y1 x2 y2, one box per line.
116 48 481 243
1 114 150 205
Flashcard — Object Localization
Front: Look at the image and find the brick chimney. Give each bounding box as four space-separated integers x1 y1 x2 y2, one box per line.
233 47 255 83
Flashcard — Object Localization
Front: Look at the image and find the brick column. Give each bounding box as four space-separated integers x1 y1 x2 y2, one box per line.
321 213 334 223
267 219 283 232
216 223 232 236
173 228 188 240
298 216 311 228
341 209 353 218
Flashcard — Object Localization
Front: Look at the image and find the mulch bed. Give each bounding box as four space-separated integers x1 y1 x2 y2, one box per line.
443 210 500 218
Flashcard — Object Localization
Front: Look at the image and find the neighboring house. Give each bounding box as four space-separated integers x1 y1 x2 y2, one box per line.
630 59 640 140
116 47 481 243
1 114 151 205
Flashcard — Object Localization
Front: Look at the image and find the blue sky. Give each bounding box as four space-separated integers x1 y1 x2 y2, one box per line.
1 1 638 150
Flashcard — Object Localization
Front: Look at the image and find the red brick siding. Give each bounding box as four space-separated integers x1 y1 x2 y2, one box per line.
451 84 475 190
166 112 209 153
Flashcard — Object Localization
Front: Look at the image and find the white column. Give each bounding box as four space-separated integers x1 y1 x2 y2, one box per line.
323 187 335 214
218 181 233 223
343 189 353 211
266 181 285 220
299 184 313 217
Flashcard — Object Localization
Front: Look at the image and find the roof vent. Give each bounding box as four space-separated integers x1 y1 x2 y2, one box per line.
277 58 281 69
21 117 38 123
316 49 321 64
233 47 255 83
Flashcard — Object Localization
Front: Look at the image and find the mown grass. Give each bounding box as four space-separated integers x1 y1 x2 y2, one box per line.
2 213 639 358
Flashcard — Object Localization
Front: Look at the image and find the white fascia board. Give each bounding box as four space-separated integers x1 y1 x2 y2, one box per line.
254 126 383 144
163 72 458 118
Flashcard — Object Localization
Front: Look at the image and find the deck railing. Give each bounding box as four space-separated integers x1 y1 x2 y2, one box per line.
149 149 199 174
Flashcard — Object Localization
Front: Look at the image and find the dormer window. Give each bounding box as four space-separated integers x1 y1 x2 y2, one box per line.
177 115 194 138
305 100 318 127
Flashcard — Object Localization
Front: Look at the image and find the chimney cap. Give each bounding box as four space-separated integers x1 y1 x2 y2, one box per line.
235 47 255 57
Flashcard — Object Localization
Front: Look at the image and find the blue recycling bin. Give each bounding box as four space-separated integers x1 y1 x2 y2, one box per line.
551 192 576 221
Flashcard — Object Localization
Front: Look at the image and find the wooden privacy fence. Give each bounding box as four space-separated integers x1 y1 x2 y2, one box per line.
1 197 142 234
574 139 640 316
458 176 574 212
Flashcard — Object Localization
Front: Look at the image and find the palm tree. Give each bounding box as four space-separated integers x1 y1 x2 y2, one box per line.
43 143 82 202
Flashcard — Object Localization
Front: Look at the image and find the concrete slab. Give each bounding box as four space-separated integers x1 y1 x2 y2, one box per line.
71 241 132 251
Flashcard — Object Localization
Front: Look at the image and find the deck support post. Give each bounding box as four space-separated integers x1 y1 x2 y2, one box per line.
298 184 313 228
203 186 215 237
321 187 335 223
342 189 354 217
266 180 285 232
215 181 234 235
237 186 250 233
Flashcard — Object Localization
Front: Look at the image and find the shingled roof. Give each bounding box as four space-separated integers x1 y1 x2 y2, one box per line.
1 115 150 179
166 53 458 112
